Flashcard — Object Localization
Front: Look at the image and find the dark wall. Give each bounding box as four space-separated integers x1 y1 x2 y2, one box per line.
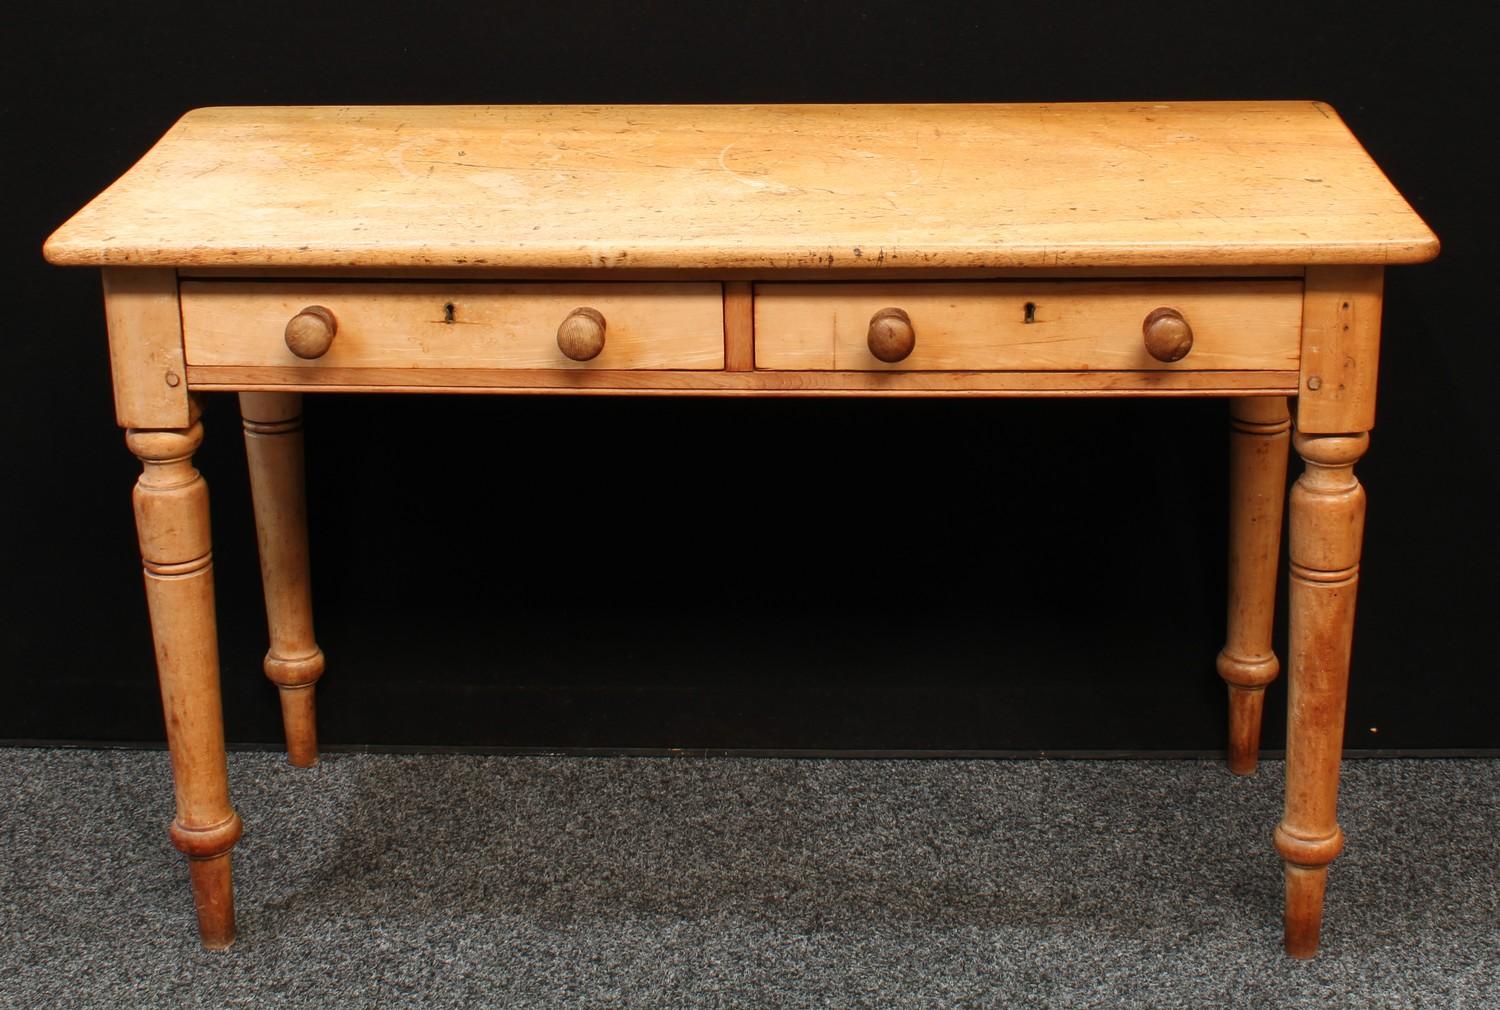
3 1 1493 751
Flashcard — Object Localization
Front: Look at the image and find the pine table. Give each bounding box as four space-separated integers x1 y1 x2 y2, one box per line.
45 102 1438 956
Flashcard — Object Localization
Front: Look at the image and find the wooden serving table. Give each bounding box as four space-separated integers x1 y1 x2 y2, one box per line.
44 103 1438 956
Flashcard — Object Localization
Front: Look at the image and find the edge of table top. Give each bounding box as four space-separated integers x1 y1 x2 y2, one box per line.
44 101 1440 271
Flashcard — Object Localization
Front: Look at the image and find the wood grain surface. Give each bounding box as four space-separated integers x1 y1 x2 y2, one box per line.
754 280 1302 371
184 364 1298 395
180 281 725 370
45 103 1437 270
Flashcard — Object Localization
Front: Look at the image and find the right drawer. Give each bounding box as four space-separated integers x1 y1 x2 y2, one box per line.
753 280 1302 371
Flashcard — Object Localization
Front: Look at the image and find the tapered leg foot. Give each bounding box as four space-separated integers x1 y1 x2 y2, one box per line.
1222 678 1272 775
1218 396 1291 775
129 402 243 948
241 393 326 767
1274 429 1367 957
276 684 319 768
187 853 238 949
1282 862 1330 959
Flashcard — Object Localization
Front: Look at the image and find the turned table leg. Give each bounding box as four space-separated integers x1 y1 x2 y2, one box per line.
240 392 326 767
128 401 243 949
1217 396 1291 774
1274 429 1368 957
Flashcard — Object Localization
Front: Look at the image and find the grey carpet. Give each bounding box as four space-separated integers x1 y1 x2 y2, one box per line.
0 750 1496 1009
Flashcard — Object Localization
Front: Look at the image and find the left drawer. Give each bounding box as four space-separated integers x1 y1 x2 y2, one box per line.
180 281 726 370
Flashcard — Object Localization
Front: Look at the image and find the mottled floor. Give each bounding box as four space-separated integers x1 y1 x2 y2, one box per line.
1 749 1495 1009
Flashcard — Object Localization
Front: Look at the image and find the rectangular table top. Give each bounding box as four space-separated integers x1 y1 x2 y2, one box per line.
44 102 1438 272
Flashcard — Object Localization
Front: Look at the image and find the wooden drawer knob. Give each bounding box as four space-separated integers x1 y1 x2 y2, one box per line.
557 307 606 361
867 307 915 363
284 305 337 359
1142 306 1193 362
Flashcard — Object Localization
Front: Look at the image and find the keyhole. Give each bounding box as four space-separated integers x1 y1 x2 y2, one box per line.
1023 302 1036 324
443 302 456 323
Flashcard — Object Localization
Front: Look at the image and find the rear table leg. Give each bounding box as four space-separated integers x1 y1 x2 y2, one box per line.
241 392 326 766
1217 396 1291 774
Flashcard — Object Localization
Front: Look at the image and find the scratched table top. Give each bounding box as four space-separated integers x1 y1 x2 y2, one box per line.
44 102 1438 272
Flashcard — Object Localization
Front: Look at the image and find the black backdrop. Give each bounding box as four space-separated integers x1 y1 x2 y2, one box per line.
3 1 1494 753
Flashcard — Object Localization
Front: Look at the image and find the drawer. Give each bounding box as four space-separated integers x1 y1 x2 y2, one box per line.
180 281 725 370
753 281 1302 371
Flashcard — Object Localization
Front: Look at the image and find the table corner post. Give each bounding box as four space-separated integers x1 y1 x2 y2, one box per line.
1274 265 1384 957
126 395 243 949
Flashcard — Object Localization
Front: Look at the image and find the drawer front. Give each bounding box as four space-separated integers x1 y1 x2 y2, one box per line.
181 281 725 370
754 280 1302 371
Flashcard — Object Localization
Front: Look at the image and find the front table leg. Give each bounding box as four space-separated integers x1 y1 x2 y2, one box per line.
1274 429 1368 957
127 400 243 949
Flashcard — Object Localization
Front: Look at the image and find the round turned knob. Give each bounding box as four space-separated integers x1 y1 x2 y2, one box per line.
284 305 337 359
867 307 915 363
557 307 606 361
1142 306 1193 362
